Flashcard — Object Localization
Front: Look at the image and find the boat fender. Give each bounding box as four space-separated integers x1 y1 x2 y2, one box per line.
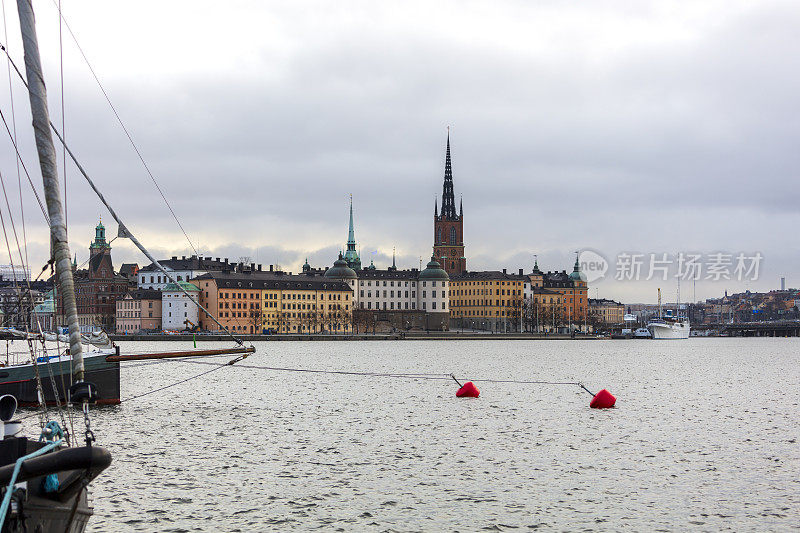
456 381 480 398
589 389 616 409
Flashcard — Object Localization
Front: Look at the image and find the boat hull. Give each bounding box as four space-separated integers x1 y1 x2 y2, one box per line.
647 321 690 339
0 353 120 406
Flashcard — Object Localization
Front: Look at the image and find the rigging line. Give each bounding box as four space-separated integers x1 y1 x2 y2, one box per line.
0 157 31 277
46 0 198 257
0 0 28 268
0 46 246 347
0 102 49 224
119 365 227 404
153 358 455 380
124 358 589 388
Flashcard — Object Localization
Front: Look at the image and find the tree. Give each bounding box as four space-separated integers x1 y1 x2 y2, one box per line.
505 296 523 333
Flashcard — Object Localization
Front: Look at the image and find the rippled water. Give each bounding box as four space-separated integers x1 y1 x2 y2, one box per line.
24 338 800 531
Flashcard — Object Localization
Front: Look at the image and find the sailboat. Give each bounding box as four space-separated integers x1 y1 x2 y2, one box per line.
0 0 258 527
0 0 113 529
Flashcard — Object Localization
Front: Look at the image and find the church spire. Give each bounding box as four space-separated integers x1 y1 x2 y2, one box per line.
343 195 361 270
440 128 457 220
348 194 355 245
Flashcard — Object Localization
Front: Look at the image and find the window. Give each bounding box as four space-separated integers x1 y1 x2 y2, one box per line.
437 228 442 244
450 227 456 245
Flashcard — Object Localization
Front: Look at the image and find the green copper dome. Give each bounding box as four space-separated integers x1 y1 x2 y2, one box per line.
324 252 357 280
419 255 449 280
569 255 587 282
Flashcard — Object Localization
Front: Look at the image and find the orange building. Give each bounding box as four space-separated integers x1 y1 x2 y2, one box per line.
193 270 353 335
527 256 588 329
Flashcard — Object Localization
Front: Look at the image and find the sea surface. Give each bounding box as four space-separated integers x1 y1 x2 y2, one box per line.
25 338 800 531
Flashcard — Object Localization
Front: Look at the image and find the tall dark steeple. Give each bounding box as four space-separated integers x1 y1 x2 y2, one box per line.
440 131 457 220
433 128 466 275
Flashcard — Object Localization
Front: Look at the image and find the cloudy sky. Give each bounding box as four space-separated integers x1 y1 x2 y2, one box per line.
0 0 797 303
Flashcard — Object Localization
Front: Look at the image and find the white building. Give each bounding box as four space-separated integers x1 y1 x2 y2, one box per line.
138 255 234 290
0 264 30 282
323 253 449 328
161 281 201 331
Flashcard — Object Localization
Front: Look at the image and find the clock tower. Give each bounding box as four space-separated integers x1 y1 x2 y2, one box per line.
433 131 466 275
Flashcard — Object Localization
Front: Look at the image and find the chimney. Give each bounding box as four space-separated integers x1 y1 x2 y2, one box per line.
502 268 507 274
182 256 186 260
519 268 523 276
269 264 274 272
251 263 255 271
171 256 177 261
257 264 262 271
224 259 229 264
216 257 220 262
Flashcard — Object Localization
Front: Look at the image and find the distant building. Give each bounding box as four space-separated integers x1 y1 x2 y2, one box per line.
66 221 128 332
193 270 354 335
526 255 589 329
162 282 200 331
119 263 139 288
433 132 466 275
589 298 625 325
0 264 30 283
450 269 526 332
115 289 162 333
137 255 234 290
324 252 450 331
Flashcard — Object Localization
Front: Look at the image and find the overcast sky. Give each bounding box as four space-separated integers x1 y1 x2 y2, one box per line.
0 0 797 303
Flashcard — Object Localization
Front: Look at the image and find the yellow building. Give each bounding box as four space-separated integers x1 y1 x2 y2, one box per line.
193 271 353 334
449 270 526 331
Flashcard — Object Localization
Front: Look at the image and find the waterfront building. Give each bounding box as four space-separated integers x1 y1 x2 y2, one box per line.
138 255 233 290
449 270 527 332
0 264 30 282
115 289 162 333
526 255 588 329
66 221 128 332
588 298 625 325
323 253 450 330
162 281 201 331
29 289 55 331
194 270 353 335
433 132 466 275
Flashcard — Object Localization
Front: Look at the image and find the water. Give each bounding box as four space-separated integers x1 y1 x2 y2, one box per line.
25 338 800 531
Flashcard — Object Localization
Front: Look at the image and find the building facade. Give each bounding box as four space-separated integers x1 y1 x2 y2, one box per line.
68 221 128 332
162 282 201 330
450 270 527 332
526 256 588 330
588 298 625 325
137 255 234 290
324 253 450 330
194 270 354 335
433 132 466 275
115 289 162 333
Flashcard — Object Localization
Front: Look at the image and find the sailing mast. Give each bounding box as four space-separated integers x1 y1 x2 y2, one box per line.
16 0 84 380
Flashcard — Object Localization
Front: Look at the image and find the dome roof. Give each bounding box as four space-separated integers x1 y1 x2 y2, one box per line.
324 253 357 280
569 255 587 282
419 255 449 280
569 270 587 282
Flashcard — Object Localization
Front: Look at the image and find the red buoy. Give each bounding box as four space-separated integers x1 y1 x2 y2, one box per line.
456 381 480 398
589 388 616 409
